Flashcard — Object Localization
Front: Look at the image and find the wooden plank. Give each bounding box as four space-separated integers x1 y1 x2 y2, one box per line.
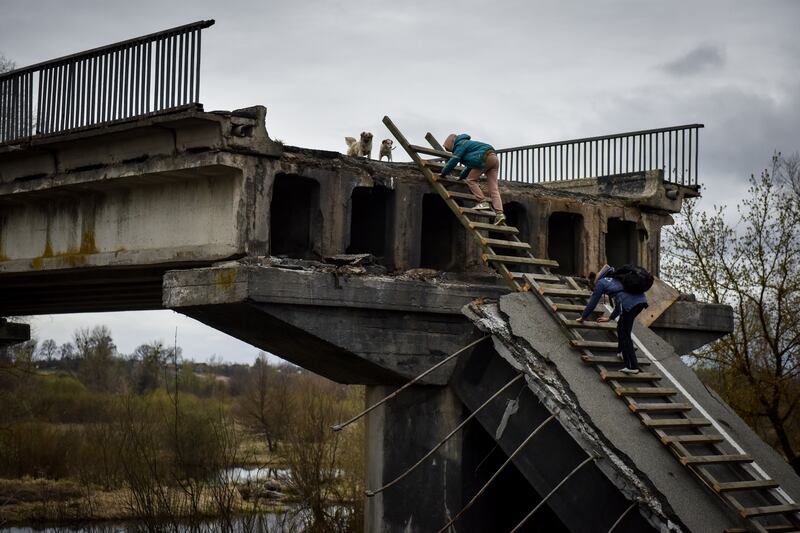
540 287 592 297
680 454 752 465
410 144 452 158
562 318 617 330
615 387 678 397
424 159 465 172
601 371 661 381
460 207 495 218
570 339 618 350
725 527 798 533
638 277 680 327
631 402 692 413
642 418 712 428
447 190 479 201
481 238 531 250
554 303 597 313
471 222 519 234
660 433 723 443
512 271 559 282
483 254 559 267
435 175 470 186
740 503 800 518
714 479 780 492
582 355 650 366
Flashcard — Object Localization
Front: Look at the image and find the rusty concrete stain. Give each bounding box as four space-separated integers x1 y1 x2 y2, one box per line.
216 268 238 290
31 233 97 270
80 229 98 254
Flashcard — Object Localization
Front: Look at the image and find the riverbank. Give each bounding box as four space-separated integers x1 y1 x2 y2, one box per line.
0 476 291 529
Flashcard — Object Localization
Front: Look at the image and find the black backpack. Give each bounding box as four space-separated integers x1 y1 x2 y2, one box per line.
608 264 653 294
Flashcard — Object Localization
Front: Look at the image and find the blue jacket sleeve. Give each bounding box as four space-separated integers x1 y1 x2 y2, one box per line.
609 298 621 320
440 144 468 176
581 280 607 320
459 166 470 178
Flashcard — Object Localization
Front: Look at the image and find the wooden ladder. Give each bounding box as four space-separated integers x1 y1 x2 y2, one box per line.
384 116 800 533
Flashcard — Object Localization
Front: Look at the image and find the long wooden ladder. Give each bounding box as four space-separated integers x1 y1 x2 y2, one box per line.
384 115 800 533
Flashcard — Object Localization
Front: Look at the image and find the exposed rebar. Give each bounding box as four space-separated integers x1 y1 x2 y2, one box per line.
510 455 594 533
607 501 638 533
437 413 556 533
332 335 491 432
365 372 525 497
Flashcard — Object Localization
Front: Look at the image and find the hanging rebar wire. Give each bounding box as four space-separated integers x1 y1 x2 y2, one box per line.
365 372 526 497
607 501 638 533
509 455 595 533
332 335 491 432
437 413 557 533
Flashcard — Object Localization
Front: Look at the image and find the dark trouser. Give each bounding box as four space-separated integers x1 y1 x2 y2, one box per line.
617 303 648 370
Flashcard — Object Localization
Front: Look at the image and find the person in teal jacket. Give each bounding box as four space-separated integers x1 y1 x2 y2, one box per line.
441 133 505 225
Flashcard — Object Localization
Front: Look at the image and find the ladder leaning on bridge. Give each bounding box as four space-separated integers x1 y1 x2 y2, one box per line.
383 115 800 533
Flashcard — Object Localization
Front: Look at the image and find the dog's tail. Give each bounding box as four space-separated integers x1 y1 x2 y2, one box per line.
345 137 357 147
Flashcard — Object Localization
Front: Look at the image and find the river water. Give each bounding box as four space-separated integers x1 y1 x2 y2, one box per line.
7 468 304 533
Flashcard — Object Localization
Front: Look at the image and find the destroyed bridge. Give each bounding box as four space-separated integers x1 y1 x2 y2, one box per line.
2 21 799 533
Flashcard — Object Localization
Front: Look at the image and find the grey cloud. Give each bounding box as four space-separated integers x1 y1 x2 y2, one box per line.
660 44 726 76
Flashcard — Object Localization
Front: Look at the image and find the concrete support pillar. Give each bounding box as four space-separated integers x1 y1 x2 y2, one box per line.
365 385 466 533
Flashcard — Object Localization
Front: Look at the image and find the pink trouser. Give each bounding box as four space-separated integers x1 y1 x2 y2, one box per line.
466 152 503 212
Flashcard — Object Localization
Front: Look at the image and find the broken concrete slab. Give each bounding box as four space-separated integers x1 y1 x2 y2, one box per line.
463 292 800 532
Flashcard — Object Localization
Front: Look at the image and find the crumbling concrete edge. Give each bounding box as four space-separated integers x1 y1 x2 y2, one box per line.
463 301 687 533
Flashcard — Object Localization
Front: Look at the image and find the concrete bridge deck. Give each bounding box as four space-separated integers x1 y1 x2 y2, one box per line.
0 105 757 532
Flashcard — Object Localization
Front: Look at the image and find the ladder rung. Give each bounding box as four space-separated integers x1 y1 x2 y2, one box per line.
740 503 800 518
714 479 780 492
540 287 591 297
410 145 452 158
615 387 678 397
461 207 496 218
562 318 617 330
553 303 598 313
570 340 618 350
436 175 470 186
425 160 465 172
681 454 753 465
483 254 559 267
632 403 693 413
601 371 661 381
513 272 559 282
725 527 798 533
471 222 519 234
448 190 479 201
660 433 723 443
642 418 711 428
582 355 650 366
481 238 531 250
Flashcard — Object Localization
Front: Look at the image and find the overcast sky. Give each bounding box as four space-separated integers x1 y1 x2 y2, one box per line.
3 0 799 364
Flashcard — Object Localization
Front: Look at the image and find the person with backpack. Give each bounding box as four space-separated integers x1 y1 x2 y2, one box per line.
576 264 652 374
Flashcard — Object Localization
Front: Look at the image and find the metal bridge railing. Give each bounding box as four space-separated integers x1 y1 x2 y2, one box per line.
496 124 704 187
0 20 215 146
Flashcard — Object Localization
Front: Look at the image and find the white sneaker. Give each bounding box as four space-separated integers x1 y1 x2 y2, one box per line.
620 367 641 375
474 201 493 211
494 212 506 226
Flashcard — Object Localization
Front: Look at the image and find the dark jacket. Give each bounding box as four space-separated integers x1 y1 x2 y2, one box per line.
581 267 648 320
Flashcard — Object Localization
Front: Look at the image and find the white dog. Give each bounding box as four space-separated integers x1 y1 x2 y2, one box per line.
345 131 373 158
379 139 396 162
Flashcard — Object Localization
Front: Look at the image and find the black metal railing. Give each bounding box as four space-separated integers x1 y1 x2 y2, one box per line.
496 124 704 187
0 20 215 146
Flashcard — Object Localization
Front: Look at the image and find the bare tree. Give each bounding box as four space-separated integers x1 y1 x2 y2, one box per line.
74 326 119 392
663 152 800 473
0 54 14 74
237 352 291 453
